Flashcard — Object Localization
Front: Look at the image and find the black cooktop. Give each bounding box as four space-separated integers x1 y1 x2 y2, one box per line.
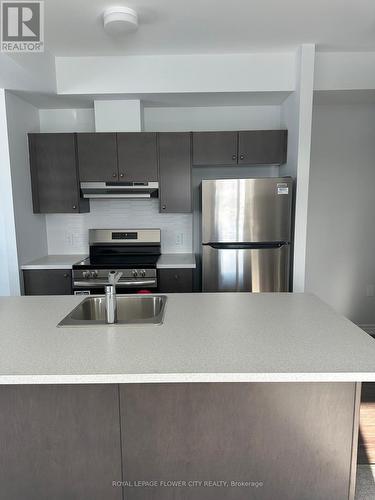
81 242 161 268
73 255 160 270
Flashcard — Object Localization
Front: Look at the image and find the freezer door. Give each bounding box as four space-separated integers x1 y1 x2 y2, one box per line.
202 244 290 292
202 178 293 243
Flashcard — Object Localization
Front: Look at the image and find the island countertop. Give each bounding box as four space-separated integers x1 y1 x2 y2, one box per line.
0 292 375 385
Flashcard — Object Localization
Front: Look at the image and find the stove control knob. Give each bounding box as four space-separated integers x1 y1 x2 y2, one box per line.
132 270 138 277
83 271 90 280
91 271 98 279
140 270 146 277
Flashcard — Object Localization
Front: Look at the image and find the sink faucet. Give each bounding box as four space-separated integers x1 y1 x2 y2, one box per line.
105 271 123 324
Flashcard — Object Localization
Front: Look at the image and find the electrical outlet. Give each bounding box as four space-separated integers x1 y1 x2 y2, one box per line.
366 285 375 297
65 231 74 247
175 232 184 247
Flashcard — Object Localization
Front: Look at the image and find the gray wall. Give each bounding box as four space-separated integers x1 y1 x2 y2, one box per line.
306 103 375 324
0 89 18 295
5 92 47 268
143 105 282 131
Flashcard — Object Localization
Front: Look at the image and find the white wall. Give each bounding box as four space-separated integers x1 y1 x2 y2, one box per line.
5 92 47 269
306 103 375 324
56 53 296 95
0 51 56 92
39 104 282 133
46 199 192 254
144 105 282 131
39 108 95 132
0 90 18 295
94 100 143 131
315 52 375 91
281 44 315 292
0 209 10 295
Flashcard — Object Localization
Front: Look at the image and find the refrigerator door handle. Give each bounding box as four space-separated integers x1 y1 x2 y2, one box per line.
203 242 289 250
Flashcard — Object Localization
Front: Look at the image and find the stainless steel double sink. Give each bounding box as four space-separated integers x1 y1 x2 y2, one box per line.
58 295 167 327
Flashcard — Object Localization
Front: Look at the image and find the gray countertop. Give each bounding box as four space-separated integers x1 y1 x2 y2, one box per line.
0 293 375 385
156 253 196 269
20 254 196 270
21 255 87 270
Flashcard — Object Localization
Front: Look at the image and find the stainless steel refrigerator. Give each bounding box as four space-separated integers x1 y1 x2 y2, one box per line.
201 178 293 292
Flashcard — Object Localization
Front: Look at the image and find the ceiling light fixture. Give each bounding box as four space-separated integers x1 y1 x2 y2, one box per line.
103 6 138 35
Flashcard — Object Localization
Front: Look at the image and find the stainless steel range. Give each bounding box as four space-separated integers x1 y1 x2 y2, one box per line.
72 229 161 295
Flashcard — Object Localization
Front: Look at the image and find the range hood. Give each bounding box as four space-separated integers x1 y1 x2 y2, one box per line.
80 182 159 199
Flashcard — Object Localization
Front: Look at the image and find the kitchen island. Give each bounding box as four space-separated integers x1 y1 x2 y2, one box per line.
0 293 375 500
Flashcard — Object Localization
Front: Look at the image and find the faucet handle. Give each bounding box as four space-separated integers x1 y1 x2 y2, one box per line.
108 270 123 285
108 271 116 285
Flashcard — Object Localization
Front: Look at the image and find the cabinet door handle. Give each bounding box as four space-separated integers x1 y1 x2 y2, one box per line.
119 173 125 178
174 274 179 280
232 154 237 161
239 154 245 160
112 172 117 178
72 205 77 210
63 273 69 278
161 204 166 210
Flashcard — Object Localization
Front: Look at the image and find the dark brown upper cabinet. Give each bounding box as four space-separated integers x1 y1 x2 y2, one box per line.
117 132 158 182
77 133 118 182
238 130 288 165
192 131 238 166
28 133 89 214
158 132 192 213
192 130 288 167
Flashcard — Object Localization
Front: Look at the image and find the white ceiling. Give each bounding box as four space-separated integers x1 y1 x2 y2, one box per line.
45 0 375 56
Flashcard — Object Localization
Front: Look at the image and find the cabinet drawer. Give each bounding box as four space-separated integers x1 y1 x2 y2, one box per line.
158 269 193 293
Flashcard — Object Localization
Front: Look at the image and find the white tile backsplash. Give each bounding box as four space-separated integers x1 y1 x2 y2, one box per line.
46 199 193 255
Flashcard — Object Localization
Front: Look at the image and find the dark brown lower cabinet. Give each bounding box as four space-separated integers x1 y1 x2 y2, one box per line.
120 383 358 500
0 385 122 500
23 269 73 295
0 383 359 500
158 268 193 293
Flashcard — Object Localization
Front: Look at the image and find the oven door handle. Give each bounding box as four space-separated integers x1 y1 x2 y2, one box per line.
117 280 157 287
73 279 157 287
